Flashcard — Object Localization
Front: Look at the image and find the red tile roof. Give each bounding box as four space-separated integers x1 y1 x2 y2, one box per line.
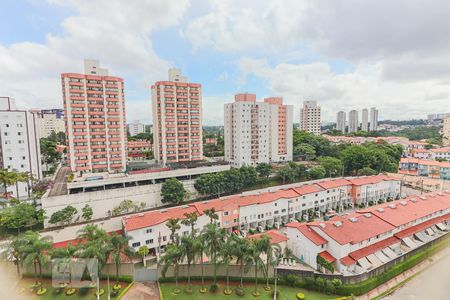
309 213 396 245
292 185 323 195
123 206 198 231
52 230 123 248
286 222 328 245
358 193 450 227
319 250 336 262
247 230 288 245
316 179 351 189
340 256 356 266
394 213 450 239
347 174 397 186
348 236 400 261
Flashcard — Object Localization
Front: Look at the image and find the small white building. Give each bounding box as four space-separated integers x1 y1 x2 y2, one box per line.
128 120 146 136
0 97 43 199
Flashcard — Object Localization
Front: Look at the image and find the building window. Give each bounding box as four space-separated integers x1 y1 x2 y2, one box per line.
146 228 152 233
132 242 141 247
145 239 153 245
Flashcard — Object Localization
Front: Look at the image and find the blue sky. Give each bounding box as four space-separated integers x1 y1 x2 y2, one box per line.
1 0 450 125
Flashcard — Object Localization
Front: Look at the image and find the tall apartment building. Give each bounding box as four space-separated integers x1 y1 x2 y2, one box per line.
151 68 202 165
128 120 145 136
428 113 450 121
0 97 42 199
33 109 65 138
224 94 293 167
348 110 359 133
443 117 450 146
336 111 346 133
62 59 127 174
361 108 369 131
299 101 321 135
370 107 379 131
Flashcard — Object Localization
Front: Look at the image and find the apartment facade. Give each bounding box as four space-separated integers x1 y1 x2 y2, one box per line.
399 158 450 180
300 101 321 135
348 110 359 133
336 111 346 133
62 59 127 174
0 97 42 199
128 120 145 136
443 116 450 146
151 68 202 165
33 109 65 138
127 140 152 161
370 107 379 131
122 175 400 254
361 108 369 131
224 94 293 167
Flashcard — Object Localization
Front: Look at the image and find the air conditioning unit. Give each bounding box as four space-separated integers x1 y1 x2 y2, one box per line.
363 213 372 218
349 217 358 222
410 198 417 203
400 201 407 206
377 208 385 213
389 204 396 209
319 223 326 228
333 221 343 227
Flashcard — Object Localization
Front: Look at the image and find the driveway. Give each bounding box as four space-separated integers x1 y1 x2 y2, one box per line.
122 282 160 300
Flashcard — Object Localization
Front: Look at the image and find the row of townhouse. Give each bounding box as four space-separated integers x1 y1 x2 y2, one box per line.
286 191 450 275
409 146 450 161
122 175 400 256
399 158 450 180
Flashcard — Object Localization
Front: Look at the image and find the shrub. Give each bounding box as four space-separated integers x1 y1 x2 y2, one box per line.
36 288 48 296
185 287 194 295
66 288 77 296
79 287 89 296
284 274 298 287
235 287 246 296
113 283 122 290
110 289 119 298
210 283 219 293
296 292 305 299
304 277 316 289
325 280 336 295
95 288 105 296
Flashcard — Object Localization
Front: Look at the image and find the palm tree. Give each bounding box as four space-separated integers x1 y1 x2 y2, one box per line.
248 238 266 297
204 208 219 224
21 231 52 284
195 233 207 292
166 218 181 244
138 245 149 267
271 245 283 300
181 212 198 236
219 237 235 294
2 233 27 278
258 235 277 291
180 234 196 292
50 244 77 284
109 233 134 284
233 235 252 288
161 242 182 293
12 170 29 200
0 169 16 204
76 224 112 274
203 223 226 286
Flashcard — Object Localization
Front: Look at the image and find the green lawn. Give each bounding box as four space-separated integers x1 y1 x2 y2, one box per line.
15 279 130 299
160 282 339 300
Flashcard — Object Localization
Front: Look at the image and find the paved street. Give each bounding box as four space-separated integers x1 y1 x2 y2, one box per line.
121 282 160 300
48 166 70 197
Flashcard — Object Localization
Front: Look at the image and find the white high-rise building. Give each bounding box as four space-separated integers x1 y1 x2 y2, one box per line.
299 101 321 135
443 117 450 146
336 111 346 133
348 110 359 133
128 120 145 136
152 68 203 165
32 109 65 139
62 59 127 174
0 97 42 199
224 94 293 167
361 108 369 131
370 107 379 131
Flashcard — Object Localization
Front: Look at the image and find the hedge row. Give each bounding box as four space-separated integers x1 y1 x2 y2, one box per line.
337 235 450 296
158 275 271 284
21 273 133 283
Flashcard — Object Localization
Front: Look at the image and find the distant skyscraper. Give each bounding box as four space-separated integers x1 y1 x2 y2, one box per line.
128 120 145 136
62 59 127 174
151 68 203 165
33 109 65 138
300 101 321 135
336 111 346 133
361 108 369 131
348 110 359 133
370 107 379 131
224 94 293 167
443 117 450 146
0 97 42 198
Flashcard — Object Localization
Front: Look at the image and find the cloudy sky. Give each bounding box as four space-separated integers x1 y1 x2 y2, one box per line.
1 0 450 125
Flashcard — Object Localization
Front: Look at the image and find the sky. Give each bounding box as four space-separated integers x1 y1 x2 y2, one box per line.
1 0 450 125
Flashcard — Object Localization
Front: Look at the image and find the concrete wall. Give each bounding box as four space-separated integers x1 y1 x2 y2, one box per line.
42 180 198 228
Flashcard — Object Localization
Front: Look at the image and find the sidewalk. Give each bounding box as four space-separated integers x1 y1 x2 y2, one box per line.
356 245 450 300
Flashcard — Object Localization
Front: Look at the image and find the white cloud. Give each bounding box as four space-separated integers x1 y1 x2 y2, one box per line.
0 0 189 119
238 57 450 122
